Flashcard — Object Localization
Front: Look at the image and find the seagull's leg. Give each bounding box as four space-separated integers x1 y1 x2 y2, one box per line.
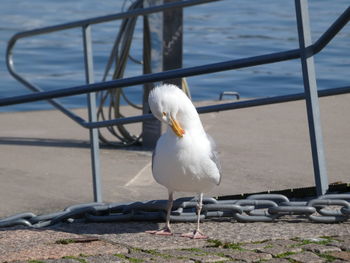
146 190 173 236
193 193 208 239
164 190 174 232
181 193 208 239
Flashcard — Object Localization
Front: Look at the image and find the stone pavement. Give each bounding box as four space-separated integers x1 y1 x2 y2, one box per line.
1 221 350 262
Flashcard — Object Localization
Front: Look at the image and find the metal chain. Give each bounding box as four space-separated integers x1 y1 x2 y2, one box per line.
1 194 350 228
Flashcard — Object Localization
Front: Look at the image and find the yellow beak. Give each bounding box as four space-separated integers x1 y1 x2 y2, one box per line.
169 116 185 137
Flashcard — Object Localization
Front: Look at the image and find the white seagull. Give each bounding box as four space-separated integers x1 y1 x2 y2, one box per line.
147 84 221 239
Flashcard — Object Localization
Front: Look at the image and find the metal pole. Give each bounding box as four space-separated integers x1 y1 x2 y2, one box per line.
295 0 328 195
142 0 164 149
142 0 184 148
163 0 183 88
82 25 102 202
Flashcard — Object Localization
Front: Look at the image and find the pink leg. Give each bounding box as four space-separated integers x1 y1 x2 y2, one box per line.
181 229 208 239
181 193 208 239
146 191 174 236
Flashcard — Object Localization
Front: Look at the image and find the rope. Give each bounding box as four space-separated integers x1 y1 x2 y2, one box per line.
97 0 143 147
97 0 191 147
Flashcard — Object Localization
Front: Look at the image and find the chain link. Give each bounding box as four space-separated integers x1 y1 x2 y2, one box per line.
1 194 350 228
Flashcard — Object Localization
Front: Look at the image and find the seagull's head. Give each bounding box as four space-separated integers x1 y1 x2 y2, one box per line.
148 84 197 138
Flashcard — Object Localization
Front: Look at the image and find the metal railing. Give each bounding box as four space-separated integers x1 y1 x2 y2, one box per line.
1 0 350 202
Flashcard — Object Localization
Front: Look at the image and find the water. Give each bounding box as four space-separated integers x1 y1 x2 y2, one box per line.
0 0 349 112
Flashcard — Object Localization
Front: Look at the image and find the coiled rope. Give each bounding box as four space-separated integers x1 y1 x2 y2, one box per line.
97 0 191 147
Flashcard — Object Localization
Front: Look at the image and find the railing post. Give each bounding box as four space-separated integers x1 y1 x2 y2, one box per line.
82 24 102 202
163 0 183 87
142 0 183 148
142 0 163 149
295 0 328 196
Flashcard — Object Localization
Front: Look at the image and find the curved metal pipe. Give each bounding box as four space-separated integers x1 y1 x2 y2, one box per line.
4 0 222 125
1 3 349 130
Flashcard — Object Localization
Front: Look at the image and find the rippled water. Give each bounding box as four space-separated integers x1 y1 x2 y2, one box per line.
0 0 349 111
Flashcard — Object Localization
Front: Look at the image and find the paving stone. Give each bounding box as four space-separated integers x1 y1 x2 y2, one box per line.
217 261 245 263
126 251 175 262
46 258 84 263
96 229 208 250
203 246 274 262
327 240 342 248
264 258 290 263
222 250 272 263
330 251 350 261
65 221 350 248
0 229 129 262
150 249 225 262
240 243 267 251
332 239 350 251
302 243 342 253
334 236 350 243
331 237 350 251
339 243 350 251
85 253 194 263
159 248 221 262
38 254 190 263
287 251 325 263
145 257 195 263
162 248 207 257
262 239 299 247
4 231 350 263
302 237 330 243
188 254 230 263
202 247 231 254
157 249 229 263
13 255 127 263
299 237 346 250
256 244 302 256
200 246 245 259
85 254 129 263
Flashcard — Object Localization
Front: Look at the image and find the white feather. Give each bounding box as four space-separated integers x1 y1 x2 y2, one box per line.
149 84 221 193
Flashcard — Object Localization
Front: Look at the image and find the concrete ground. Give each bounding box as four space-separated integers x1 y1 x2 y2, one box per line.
0 94 350 262
0 94 349 218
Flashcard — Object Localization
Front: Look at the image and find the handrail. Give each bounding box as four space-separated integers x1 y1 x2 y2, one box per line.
1 49 298 106
5 0 221 127
2 5 349 111
82 86 350 129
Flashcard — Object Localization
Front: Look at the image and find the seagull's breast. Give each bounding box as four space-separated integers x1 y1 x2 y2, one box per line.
152 130 220 193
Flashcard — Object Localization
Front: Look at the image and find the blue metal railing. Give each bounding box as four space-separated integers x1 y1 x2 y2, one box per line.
1 0 350 200
3 3 350 109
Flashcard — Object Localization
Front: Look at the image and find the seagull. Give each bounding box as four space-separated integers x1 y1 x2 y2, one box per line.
147 84 221 239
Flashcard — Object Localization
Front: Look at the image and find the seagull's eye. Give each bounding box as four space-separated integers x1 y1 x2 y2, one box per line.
162 112 167 117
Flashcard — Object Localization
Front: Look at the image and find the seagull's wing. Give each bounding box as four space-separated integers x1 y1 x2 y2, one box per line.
207 133 222 185
152 147 156 173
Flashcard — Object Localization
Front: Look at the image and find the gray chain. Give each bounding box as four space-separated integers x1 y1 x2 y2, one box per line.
1 194 350 228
